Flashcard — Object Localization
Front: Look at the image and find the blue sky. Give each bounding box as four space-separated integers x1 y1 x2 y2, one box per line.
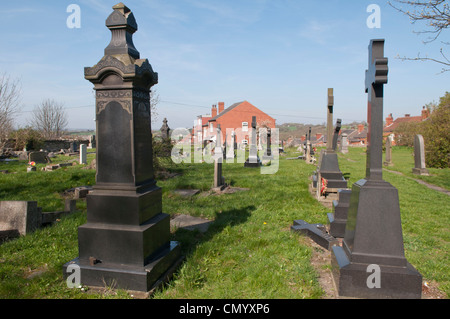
1 0 448 130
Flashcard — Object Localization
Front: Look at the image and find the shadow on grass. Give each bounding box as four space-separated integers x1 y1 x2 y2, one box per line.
168 205 255 286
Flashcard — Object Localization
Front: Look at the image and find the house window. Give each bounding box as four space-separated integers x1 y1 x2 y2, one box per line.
210 123 214 133
242 122 248 132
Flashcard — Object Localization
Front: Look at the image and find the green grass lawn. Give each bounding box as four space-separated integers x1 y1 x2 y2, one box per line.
0 146 448 299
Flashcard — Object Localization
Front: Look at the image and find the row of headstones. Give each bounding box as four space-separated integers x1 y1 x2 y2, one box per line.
291 39 423 299
27 144 89 168
59 5 426 297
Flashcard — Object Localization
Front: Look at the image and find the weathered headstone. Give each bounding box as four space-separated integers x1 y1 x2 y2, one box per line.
332 119 342 151
79 143 87 164
69 141 78 153
312 89 347 192
331 39 422 299
29 151 51 164
244 116 261 167
226 131 235 160
384 135 393 166
63 3 181 293
262 127 273 161
0 201 42 236
213 125 225 189
340 132 348 154
160 118 170 140
412 134 429 175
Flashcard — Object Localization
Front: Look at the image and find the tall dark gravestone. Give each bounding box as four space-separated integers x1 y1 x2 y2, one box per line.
312 89 347 191
63 3 181 292
331 39 422 299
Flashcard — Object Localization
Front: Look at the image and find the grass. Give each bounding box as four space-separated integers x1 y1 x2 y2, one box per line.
0 146 448 298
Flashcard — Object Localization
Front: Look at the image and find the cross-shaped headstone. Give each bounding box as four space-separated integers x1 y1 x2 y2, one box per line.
364 39 388 180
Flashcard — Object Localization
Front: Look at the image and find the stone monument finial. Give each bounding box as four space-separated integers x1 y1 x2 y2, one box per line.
104 2 139 59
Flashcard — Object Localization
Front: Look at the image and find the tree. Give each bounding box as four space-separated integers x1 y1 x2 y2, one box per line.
420 92 450 168
0 73 21 154
29 99 68 139
388 0 450 73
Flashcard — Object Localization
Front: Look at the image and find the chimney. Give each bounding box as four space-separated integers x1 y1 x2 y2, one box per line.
358 124 364 133
421 106 430 120
218 102 225 114
211 105 217 118
385 113 393 126
405 114 410 117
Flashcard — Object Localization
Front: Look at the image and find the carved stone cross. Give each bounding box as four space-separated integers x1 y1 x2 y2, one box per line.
364 39 388 181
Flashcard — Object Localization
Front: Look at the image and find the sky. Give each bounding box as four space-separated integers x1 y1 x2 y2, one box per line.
1 0 448 131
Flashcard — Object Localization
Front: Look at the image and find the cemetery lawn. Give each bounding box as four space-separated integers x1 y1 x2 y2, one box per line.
0 147 448 299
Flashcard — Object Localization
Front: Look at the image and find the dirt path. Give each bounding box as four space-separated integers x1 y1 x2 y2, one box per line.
383 168 450 196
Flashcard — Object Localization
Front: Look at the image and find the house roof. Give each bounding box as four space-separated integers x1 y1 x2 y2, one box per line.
208 101 245 122
384 115 422 132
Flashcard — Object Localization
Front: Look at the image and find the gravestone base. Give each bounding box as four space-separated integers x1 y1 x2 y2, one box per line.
331 245 422 299
331 178 423 299
63 241 182 293
327 189 351 238
412 168 429 176
244 157 262 167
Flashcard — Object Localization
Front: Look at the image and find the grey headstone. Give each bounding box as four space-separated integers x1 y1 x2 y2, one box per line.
0 201 42 236
384 135 393 166
340 133 348 154
79 144 87 164
412 134 429 175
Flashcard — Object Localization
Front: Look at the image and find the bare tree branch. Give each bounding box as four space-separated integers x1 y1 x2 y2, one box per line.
388 0 449 72
0 73 22 153
29 99 68 139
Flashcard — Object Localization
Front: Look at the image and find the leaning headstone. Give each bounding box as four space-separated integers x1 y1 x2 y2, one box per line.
412 134 429 175
79 144 87 164
63 3 181 293
244 116 262 167
0 201 42 236
332 119 342 151
331 39 422 299
384 135 394 166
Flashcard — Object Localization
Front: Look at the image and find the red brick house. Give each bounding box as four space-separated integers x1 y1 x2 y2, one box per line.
193 101 276 147
383 107 430 145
